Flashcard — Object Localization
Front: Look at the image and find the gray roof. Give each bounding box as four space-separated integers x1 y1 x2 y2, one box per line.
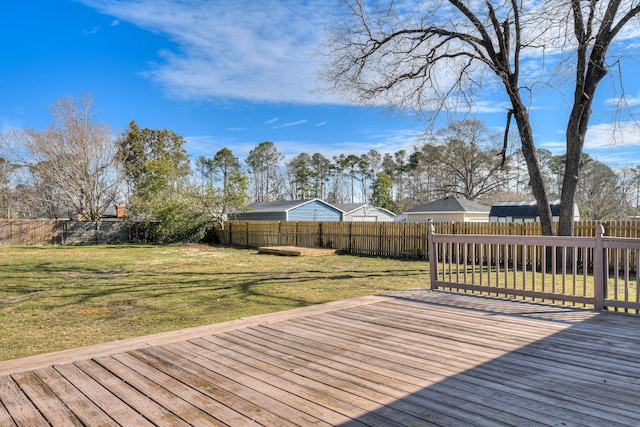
331 203 366 214
489 200 561 217
244 199 326 213
407 196 490 213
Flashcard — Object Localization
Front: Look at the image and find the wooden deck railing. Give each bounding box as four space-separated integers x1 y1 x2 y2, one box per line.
427 224 640 314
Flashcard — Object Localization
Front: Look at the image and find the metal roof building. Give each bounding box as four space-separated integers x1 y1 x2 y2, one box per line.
489 200 580 222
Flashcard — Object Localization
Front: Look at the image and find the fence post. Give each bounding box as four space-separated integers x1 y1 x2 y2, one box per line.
594 224 606 311
428 224 438 290
277 221 281 246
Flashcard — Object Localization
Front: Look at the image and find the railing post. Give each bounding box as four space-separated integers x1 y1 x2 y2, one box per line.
594 224 606 311
428 224 438 290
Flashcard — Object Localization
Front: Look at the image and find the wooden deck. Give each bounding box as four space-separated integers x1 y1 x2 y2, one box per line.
258 246 337 256
2 290 640 426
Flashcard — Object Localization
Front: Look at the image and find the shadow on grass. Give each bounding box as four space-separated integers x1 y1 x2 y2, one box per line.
0 256 427 313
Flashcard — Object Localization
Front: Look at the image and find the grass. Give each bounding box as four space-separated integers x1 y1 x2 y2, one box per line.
0 245 429 361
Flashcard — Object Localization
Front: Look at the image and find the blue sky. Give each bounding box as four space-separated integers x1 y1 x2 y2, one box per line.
1 0 639 167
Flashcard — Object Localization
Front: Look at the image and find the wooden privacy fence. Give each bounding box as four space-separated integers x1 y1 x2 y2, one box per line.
0 220 146 246
0 220 65 245
223 220 640 260
428 224 640 314
223 221 432 258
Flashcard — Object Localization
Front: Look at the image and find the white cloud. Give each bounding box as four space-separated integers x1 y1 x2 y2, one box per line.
272 120 307 129
606 93 640 108
537 121 640 165
585 121 640 149
79 0 336 104
82 25 101 36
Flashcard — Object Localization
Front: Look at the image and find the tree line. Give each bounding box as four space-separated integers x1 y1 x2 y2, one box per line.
1 94 638 243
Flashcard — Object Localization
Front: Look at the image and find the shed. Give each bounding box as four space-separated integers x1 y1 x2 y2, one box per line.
402 196 490 222
332 203 396 222
231 199 342 222
489 200 580 222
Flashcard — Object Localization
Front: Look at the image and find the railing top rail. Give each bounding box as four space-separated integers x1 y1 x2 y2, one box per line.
431 232 597 248
603 237 640 250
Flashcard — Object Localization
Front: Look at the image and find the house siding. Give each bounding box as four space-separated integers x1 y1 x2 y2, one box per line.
288 200 341 222
406 212 468 222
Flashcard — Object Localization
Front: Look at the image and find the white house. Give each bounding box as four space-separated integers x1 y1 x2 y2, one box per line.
402 196 490 222
332 203 396 222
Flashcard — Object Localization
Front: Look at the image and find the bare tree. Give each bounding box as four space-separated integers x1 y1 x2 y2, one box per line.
323 0 640 235
575 159 625 219
1 95 121 220
430 119 510 200
245 141 284 202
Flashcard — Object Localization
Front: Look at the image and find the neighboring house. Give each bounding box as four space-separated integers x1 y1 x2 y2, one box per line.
101 205 127 219
489 200 580 222
332 203 396 222
231 199 342 222
402 196 490 222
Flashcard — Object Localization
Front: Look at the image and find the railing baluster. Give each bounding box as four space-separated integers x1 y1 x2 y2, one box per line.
522 243 527 298
479 243 484 288
455 242 460 286
614 249 620 311
572 247 578 305
495 243 500 295
562 246 567 297
532 244 537 296
471 243 476 285
625 248 630 313
542 246 547 296
552 246 557 300
463 242 468 286
583 246 588 305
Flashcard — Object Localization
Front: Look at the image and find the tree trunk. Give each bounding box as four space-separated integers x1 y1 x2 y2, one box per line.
559 38 610 234
510 96 555 236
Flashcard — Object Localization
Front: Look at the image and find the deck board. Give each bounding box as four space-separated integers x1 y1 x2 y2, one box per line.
258 246 337 256
2 290 640 426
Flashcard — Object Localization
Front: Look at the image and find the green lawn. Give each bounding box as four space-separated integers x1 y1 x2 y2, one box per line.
0 245 429 361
